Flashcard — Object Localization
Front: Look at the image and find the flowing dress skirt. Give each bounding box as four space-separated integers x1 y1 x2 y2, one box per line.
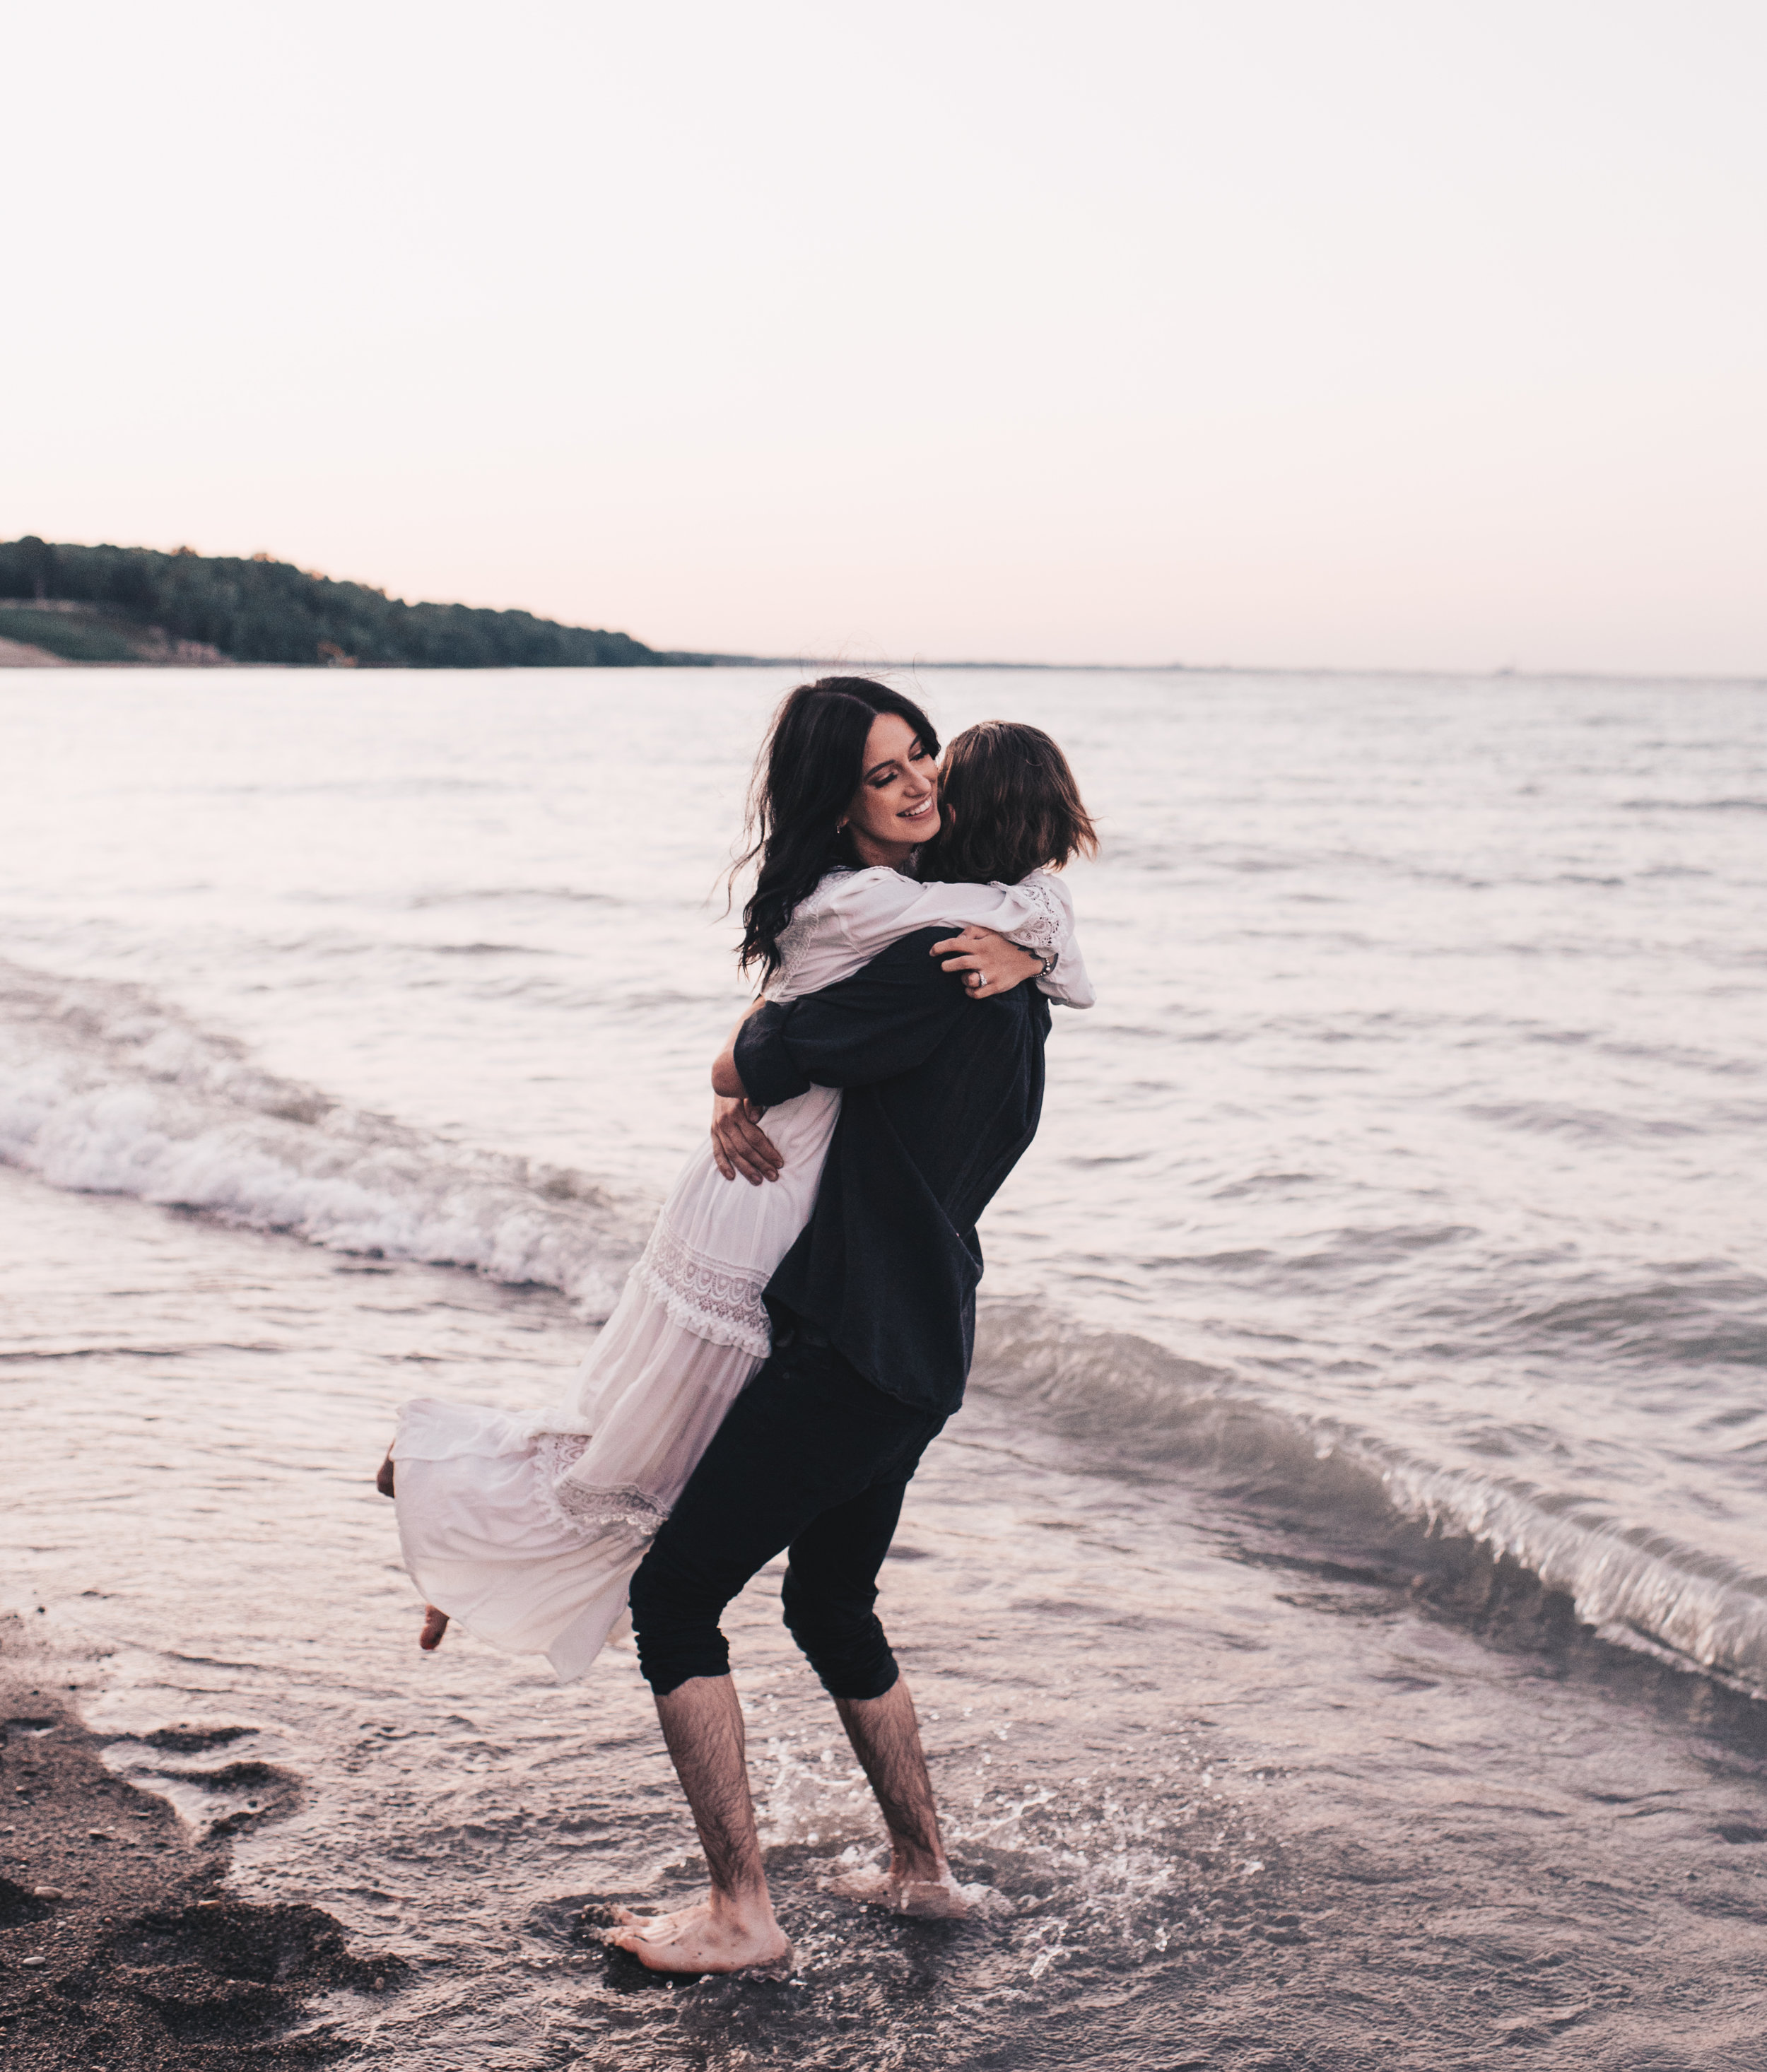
390 1083 841 1680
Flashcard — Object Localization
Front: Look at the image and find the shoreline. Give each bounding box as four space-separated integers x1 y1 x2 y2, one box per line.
0 637 68 667
0 1619 401 2067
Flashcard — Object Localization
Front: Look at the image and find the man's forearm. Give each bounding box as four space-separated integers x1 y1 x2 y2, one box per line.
712 1047 746 1096
735 940 965 1105
712 997 767 1097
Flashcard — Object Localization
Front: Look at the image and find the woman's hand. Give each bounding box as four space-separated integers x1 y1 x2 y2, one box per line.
711 1095 785 1185
929 925 1046 999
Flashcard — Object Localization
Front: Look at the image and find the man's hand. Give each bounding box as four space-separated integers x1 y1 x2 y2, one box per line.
930 925 1045 999
711 1095 784 1184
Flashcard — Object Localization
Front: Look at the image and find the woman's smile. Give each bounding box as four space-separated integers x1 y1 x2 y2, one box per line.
842 710 942 866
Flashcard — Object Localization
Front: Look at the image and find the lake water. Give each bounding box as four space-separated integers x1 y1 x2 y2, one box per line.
2 664 1764 2068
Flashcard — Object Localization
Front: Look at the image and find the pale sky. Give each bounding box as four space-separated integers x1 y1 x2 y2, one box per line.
4 1 1763 671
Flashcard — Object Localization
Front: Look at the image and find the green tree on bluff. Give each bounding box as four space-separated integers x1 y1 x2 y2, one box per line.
0 538 670 668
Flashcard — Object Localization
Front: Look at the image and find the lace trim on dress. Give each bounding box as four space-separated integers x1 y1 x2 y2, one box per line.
531 1432 671 1543
630 1219 773 1358
994 875 1065 957
765 866 864 1001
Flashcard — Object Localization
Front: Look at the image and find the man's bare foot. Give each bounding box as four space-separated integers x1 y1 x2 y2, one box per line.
823 1860 985 1919
419 1606 448 1650
606 1897 792 1975
375 1447 396 1498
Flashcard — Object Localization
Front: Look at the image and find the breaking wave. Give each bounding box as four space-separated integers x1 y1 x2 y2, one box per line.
970 1312 1767 1697
0 957 643 1317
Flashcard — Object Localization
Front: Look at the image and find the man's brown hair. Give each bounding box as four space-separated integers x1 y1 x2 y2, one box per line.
919 720 1097 886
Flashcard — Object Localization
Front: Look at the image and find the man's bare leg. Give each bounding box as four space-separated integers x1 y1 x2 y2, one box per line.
606 1674 792 1974
826 1674 970 1917
375 1449 450 1651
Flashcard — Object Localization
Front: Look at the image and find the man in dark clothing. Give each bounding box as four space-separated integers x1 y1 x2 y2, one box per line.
742 924 1050 1415
608 927 1050 1974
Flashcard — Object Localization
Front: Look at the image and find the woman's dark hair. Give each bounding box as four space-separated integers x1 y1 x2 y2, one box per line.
734 676 940 979
915 721 1097 887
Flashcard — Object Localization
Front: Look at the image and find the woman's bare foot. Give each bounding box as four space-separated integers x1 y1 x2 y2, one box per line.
606 1896 792 1975
823 1860 980 1918
375 1449 445 1648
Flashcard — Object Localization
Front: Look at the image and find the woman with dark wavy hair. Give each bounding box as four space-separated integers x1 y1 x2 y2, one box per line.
382 678 1094 1678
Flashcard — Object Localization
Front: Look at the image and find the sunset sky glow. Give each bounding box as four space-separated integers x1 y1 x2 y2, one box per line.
4 0 1763 671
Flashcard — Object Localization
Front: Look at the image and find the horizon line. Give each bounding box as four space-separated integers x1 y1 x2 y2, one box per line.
679 654 1767 686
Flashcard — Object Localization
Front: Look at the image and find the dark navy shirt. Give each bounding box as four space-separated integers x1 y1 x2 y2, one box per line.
733 927 1051 1415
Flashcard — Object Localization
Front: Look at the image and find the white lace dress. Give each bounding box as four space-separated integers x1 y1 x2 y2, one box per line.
391 866 1093 1680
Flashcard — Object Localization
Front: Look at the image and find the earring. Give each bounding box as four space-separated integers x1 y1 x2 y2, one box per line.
836 818 847 832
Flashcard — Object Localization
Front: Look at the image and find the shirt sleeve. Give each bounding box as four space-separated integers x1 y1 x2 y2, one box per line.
734 929 969 1100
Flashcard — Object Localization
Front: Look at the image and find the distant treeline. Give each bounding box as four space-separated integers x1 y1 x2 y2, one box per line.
0 537 680 668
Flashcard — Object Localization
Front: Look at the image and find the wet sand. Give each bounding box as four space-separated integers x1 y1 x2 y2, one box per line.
0 1620 401 2068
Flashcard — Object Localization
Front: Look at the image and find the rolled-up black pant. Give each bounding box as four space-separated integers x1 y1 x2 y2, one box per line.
628 1328 946 1700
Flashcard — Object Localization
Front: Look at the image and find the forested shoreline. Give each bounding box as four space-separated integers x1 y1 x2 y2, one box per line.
0 537 696 667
